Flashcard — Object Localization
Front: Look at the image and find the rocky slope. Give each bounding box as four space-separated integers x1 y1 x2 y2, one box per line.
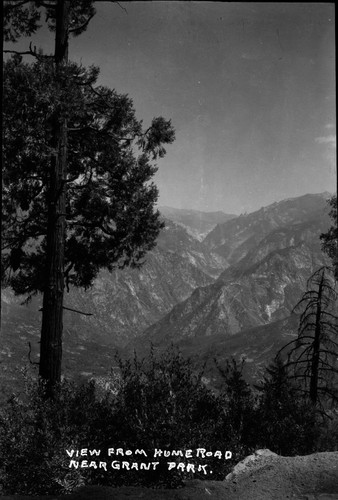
203 192 330 264
137 214 330 349
64 220 227 347
1 217 227 347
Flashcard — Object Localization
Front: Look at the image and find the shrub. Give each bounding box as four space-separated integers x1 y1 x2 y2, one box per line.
216 358 257 450
2 348 334 495
254 357 319 455
93 346 234 486
0 373 113 494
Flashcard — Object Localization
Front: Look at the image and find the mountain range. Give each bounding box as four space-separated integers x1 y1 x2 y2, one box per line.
0 192 333 393
158 206 236 240
139 207 329 345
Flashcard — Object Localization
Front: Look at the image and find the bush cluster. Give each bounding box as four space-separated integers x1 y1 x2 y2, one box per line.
0 347 336 495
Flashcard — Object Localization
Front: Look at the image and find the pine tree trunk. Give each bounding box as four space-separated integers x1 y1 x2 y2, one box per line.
309 271 324 404
39 0 70 395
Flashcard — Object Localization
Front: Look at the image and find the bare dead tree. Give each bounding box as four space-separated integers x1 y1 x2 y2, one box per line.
278 266 338 407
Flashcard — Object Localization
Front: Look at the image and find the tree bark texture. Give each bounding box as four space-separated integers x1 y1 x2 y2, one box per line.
39 0 70 393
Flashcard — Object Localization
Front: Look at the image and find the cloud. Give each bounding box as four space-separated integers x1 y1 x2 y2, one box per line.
315 135 336 148
325 123 335 130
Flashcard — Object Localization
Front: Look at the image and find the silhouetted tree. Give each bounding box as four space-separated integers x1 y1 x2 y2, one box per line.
255 355 317 454
216 358 255 445
278 267 338 407
3 1 175 393
320 195 337 279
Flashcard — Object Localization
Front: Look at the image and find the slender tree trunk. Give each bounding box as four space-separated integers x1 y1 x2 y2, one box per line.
309 271 324 404
39 0 70 394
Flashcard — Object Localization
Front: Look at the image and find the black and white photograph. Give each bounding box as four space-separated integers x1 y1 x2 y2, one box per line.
1 2 337 498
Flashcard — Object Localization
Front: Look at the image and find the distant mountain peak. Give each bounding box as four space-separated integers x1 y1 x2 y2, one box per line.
159 206 237 240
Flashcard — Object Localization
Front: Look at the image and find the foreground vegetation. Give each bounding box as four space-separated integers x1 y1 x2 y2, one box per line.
0 346 337 495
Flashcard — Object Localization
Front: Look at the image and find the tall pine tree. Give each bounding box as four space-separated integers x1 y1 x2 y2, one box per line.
3 1 175 394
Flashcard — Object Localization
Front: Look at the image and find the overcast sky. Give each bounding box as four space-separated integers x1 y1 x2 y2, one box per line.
8 2 336 214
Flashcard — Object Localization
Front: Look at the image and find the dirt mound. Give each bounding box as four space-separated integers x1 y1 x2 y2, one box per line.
221 449 338 499
2 450 338 500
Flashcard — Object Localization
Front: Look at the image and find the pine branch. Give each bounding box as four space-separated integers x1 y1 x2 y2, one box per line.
318 348 338 357
277 335 315 360
106 0 128 14
3 42 53 60
317 386 338 400
297 335 317 342
324 339 338 351
319 323 338 336
63 306 93 316
115 2 127 14
284 359 313 368
321 311 338 320
317 365 338 374
276 338 300 357
39 306 93 316
293 291 318 310
298 299 318 316
3 49 35 56
69 13 95 34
